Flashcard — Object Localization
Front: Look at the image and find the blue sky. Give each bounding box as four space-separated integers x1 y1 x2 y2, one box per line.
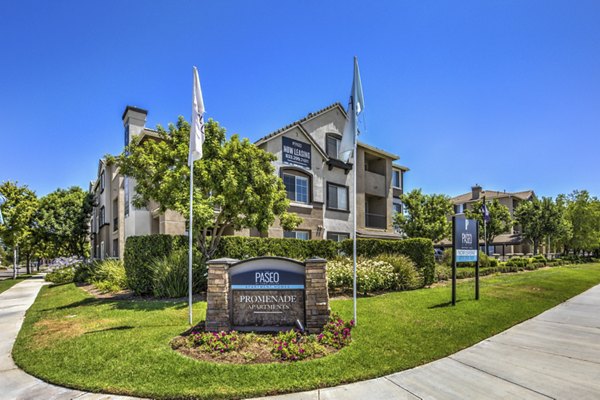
1 1 599 198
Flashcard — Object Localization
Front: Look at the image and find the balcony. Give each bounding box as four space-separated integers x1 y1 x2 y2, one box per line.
365 212 386 229
364 170 386 197
113 217 118 231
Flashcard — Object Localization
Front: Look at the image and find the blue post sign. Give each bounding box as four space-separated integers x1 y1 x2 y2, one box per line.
452 215 480 305
453 216 479 263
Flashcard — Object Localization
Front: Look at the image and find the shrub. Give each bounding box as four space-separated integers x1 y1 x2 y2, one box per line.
489 258 499 267
327 257 399 293
89 259 127 293
340 238 435 285
271 330 326 361
149 248 207 298
434 264 451 282
374 254 421 289
215 236 339 260
317 312 354 349
45 267 75 284
124 235 187 295
506 257 529 268
187 331 242 353
73 261 95 283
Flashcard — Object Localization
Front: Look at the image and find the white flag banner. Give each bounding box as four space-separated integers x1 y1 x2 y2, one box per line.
188 66 205 165
339 57 365 163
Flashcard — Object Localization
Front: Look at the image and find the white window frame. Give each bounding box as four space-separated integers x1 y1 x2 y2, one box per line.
283 173 309 204
327 232 350 242
327 182 349 211
392 170 401 188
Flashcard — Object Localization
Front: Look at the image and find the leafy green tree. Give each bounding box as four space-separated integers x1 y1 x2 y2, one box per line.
0 181 38 278
465 199 512 250
117 117 301 259
393 189 453 242
515 197 564 255
37 187 93 258
563 190 600 254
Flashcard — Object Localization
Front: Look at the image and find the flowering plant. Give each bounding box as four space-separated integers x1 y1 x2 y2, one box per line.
187 330 241 353
317 312 354 349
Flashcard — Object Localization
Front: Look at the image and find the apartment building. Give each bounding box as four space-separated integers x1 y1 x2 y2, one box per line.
450 185 535 256
254 103 408 240
90 104 408 258
89 106 186 259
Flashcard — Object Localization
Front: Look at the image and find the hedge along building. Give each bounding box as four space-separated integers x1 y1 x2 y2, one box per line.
253 103 409 241
90 104 409 259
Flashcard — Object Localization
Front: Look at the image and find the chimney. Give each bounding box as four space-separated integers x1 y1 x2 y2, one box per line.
471 184 482 200
122 105 148 147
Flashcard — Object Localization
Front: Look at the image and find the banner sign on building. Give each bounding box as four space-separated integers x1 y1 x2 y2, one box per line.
453 216 479 263
282 137 311 169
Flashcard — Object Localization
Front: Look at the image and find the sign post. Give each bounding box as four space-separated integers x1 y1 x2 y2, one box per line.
452 215 479 305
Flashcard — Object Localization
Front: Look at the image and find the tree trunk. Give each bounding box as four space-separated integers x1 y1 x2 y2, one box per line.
533 239 538 256
13 246 17 279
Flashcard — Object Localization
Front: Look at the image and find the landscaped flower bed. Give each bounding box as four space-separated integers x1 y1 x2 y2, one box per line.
171 312 354 364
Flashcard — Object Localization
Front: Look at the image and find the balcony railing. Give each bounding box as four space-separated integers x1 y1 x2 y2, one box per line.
365 212 386 229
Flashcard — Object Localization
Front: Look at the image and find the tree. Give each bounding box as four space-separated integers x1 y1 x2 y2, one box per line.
36 187 93 258
562 190 600 254
465 199 512 249
393 189 453 242
117 117 301 259
515 197 563 255
0 181 38 278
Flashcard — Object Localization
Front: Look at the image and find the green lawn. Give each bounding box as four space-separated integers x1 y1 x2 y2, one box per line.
13 263 600 399
0 275 32 294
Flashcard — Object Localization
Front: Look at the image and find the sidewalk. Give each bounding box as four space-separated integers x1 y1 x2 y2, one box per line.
2 277 599 399
0 276 139 400
257 284 600 399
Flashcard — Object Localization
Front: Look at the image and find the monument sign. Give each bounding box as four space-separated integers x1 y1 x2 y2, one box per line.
205 257 330 333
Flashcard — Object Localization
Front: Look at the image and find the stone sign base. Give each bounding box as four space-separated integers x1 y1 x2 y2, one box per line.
205 257 330 334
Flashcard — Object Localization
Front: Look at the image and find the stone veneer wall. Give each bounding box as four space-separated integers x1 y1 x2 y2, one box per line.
205 257 330 333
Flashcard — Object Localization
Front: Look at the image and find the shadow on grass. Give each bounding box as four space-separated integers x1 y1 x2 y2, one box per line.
85 325 135 334
428 300 464 309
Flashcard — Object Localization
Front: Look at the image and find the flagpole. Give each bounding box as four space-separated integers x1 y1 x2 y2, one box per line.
188 159 194 325
352 138 358 326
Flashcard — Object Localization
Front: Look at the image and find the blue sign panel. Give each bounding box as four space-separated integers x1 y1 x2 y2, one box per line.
229 258 305 290
282 137 311 169
453 216 479 263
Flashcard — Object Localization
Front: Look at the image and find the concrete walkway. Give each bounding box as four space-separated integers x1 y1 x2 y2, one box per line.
2 277 600 399
0 276 138 400
258 284 600 400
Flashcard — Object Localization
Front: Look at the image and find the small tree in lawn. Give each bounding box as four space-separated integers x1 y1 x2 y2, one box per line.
394 189 453 242
465 199 512 249
0 181 38 278
117 117 301 260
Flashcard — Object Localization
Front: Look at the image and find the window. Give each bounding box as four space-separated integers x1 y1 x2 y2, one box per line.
326 134 341 159
284 230 310 240
393 201 402 215
99 206 105 226
100 170 105 192
283 173 309 204
327 182 349 211
327 232 349 242
392 170 401 188
124 177 130 217
454 204 464 214
113 239 119 258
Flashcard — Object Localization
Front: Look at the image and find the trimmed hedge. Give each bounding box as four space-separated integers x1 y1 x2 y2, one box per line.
340 238 435 286
124 235 435 293
214 236 339 260
124 235 186 295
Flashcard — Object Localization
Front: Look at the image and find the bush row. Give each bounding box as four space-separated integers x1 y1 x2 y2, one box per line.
124 235 436 295
45 259 127 293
